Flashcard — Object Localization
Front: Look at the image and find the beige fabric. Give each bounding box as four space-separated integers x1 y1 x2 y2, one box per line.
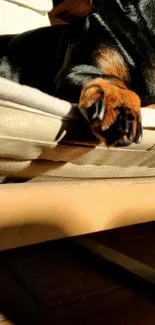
0 77 155 179
1 104 155 178
0 80 155 251
0 0 51 34
5 0 53 12
0 180 155 250
1 6 155 253
0 77 76 118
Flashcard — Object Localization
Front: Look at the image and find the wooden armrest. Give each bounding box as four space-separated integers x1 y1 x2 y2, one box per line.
0 180 155 250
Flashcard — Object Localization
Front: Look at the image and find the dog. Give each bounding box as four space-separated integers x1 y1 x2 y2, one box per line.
1 0 155 146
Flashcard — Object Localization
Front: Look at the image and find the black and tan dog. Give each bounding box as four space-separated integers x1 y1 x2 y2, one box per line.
1 0 155 145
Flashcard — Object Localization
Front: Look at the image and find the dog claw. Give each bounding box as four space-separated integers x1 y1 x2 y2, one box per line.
116 110 134 143
135 121 143 144
127 121 134 140
79 100 105 123
79 97 142 146
96 100 105 121
119 117 134 139
79 107 90 122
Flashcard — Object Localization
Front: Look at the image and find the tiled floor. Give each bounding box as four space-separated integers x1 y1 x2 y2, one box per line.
1 222 155 325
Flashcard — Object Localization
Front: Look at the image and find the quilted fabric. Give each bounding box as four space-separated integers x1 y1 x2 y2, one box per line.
0 77 155 179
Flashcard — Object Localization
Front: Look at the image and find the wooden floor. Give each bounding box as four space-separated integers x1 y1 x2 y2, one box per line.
1 222 155 325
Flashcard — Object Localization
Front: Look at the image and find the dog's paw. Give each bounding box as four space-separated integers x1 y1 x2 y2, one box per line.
79 78 142 146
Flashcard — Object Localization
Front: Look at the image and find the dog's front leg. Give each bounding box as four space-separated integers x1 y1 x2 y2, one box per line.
55 62 142 146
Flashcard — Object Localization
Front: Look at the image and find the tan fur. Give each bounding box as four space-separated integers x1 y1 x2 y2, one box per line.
79 78 141 143
96 47 130 84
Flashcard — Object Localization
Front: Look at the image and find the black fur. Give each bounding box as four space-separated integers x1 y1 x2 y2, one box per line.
1 0 155 106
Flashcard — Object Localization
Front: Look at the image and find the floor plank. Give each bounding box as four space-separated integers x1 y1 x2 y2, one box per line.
17 286 155 325
1 222 155 324
0 262 37 322
3 240 120 307
90 222 155 267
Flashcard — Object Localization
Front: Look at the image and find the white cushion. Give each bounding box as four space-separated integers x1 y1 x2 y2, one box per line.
0 77 155 180
0 0 52 34
4 0 53 12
